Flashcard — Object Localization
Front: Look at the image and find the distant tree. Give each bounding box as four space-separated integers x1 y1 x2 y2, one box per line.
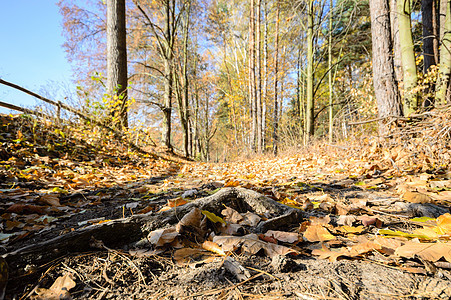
422 0 439 107
397 0 418 114
436 0 451 104
106 0 128 129
369 0 402 133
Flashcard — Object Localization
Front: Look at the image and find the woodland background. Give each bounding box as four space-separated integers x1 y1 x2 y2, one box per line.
33 0 447 162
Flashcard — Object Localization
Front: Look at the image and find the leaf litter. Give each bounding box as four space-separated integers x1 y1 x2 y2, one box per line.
1 111 451 299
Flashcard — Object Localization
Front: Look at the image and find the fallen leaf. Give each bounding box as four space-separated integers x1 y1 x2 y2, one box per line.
403 191 432 204
395 241 451 263
202 210 226 224
148 227 178 247
202 241 226 256
32 274 76 300
38 193 61 207
303 225 335 242
213 234 297 258
239 212 261 227
336 225 364 234
358 215 383 227
337 215 357 226
221 206 244 223
264 230 300 243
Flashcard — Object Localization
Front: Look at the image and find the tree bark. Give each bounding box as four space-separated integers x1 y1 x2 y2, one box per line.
436 0 451 104
369 0 403 134
256 0 263 153
248 0 256 152
390 0 403 83
161 0 175 151
328 0 333 143
422 0 439 108
306 1 315 140
273 0 280 155
106 0 128 129
397 0 418 114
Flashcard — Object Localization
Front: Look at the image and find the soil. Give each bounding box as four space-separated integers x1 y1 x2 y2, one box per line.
3 176 451 300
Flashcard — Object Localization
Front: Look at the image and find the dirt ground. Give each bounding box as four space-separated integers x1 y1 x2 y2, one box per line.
3 177 451 300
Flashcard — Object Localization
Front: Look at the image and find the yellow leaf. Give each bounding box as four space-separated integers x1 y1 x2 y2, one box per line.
336 225 365 234
202 210 226 224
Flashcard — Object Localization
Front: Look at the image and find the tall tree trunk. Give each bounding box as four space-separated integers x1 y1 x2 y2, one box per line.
262 0 268 152
436 0 451 104
390 0 403 83
306 0 314 140
273 0 280 155
398 0 418 114
328 0 333 143
369 0 402 134
256 0 263 153
248 0 256 152
161 0 174 151
106 0 128 129
423 0 439 107
180 2 191 157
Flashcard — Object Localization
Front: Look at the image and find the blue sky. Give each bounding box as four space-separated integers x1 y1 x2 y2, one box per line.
0 1 73 114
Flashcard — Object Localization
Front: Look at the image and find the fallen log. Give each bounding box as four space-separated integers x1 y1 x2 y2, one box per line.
3 187 302 278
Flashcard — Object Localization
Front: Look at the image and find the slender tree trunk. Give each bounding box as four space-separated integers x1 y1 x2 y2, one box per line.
423 0 439 107
369 0 402 134
273 0 280 155
436 0 451 104
328 0 333 143
306 0 314 140
262 0 268 152
398 0 418 114
161 0 174 151
106 0 128 129
390 0 403 83
256 0 263 153
180 2 191 157
249 0 256 152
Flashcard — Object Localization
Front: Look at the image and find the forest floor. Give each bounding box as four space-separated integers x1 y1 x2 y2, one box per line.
0 109 450 300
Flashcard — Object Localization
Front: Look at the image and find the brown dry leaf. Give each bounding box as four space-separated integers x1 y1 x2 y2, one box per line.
432 191 451 202
373 236 405 255
395 241 451 263
337 215 357 226
38 193 61 207
312 238 381 262
358 215 383 227
202 241 226 256
173 248 208 265
221 206 243 223
167 197 188 208
6 204 45 215
311 244 345 262
264 230 300 243
32 274 76 300
219 223 244 235
213 234 297 258
176 207 204 234
309 215 331 225
303 225 336 242
148 227 178 247
403 191 432 204
239 212 261 226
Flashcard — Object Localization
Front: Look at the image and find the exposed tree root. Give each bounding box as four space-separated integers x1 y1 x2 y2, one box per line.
3 188 301 279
